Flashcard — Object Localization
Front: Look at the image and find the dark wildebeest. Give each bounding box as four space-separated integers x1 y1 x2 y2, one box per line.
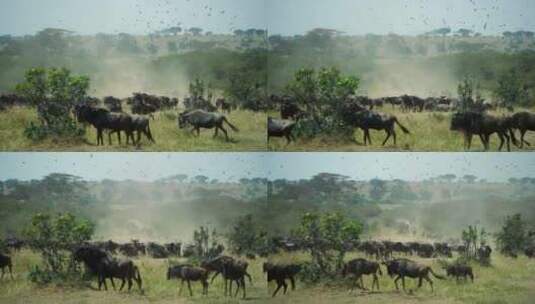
392 242 411 256
103 96 123 112
417 243 435 258
268 117 296 144
201 256 252 298
263 262 301 297
358 241 385 260
383 258 445 292
73 246 142 292
344 110 410 146
342 258 382 291
175 266 209 296
164 242 181 257
477 245 492 263
443 263 474 282
0 253 13 279
450 111 511 151
216 98 232 113
178 110 239 141
508 111 535 148
75 105 135 146
131 115 155 144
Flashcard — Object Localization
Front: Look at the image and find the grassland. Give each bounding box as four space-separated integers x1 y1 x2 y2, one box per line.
1 249 534 304
0 107 267 151
268 108 535 152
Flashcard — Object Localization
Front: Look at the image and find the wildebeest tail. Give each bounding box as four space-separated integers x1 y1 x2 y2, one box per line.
223 117 239 132
428 267 445 280
394 117 410 134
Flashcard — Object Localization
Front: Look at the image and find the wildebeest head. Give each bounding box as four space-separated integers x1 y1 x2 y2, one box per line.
73 246 109 272
382 260 398 278
450 111 481 132
178 111 190 129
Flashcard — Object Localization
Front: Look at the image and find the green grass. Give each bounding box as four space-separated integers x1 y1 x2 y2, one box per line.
0 107 266 151
1 250 534 304
268 109 535 152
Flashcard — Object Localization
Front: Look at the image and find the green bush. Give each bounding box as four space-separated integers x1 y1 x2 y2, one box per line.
495 214 528 258
24 213 94 284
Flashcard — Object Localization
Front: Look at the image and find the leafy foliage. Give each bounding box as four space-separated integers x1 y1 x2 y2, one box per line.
24 213 94 284
495 214 528 258
286 67 359 138
15 67 88 140
295 212 362 282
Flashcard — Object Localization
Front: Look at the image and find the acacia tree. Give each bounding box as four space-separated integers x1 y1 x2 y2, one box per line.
296 212 361 282
285 67 359 137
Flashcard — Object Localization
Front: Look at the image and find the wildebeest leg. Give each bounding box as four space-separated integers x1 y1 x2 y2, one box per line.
360 276 367 290
213 127 219 138
290 276 296 290
128 278 133 291
394 275 401 291
272 279 283 297
234 279 240 297
119 278 126 291
187 280 193 296
392 129 397 145
497 133 504 151
282 280 288 294
401 276 406 292
202 279 208 295
425 275 434 292
382 130 391 146
417 277 423 288
97 128 103 146
219 125 229 141
373 273 379 291
190 127 197 136
179 279 185 295
285 134 291 145
241 277 246 298
520 129 527 148
117 131 122 145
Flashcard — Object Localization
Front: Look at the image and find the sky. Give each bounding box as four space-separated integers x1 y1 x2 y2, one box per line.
0 0 533 36
0 153 533 182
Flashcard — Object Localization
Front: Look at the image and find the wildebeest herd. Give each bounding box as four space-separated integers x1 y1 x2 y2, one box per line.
3 235 530 300
0 92 243 146
268 93 535 150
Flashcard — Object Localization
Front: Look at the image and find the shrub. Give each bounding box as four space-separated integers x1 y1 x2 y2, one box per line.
15 67 89 141
23 213 94 284
295 212 362 282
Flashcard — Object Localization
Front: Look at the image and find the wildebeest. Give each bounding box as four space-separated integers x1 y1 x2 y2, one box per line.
342 258 382 291
131 115 155 144
477 245 492 263
178 110 239 141
344 110 410 146
263 262 301 297
146 242 168 258
201 256 252 298
103 96 123 112
175 266 209 296
75 105 135 146
443 263 474 282
73 246 142 292
383 258 445 292
216 98 232 113
164 242 181 257
268 117 296 144
450 111 511 151
508 111 535 148
0 253 13 279
392 242 411 256
417 243 435 258
358 240 385 260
